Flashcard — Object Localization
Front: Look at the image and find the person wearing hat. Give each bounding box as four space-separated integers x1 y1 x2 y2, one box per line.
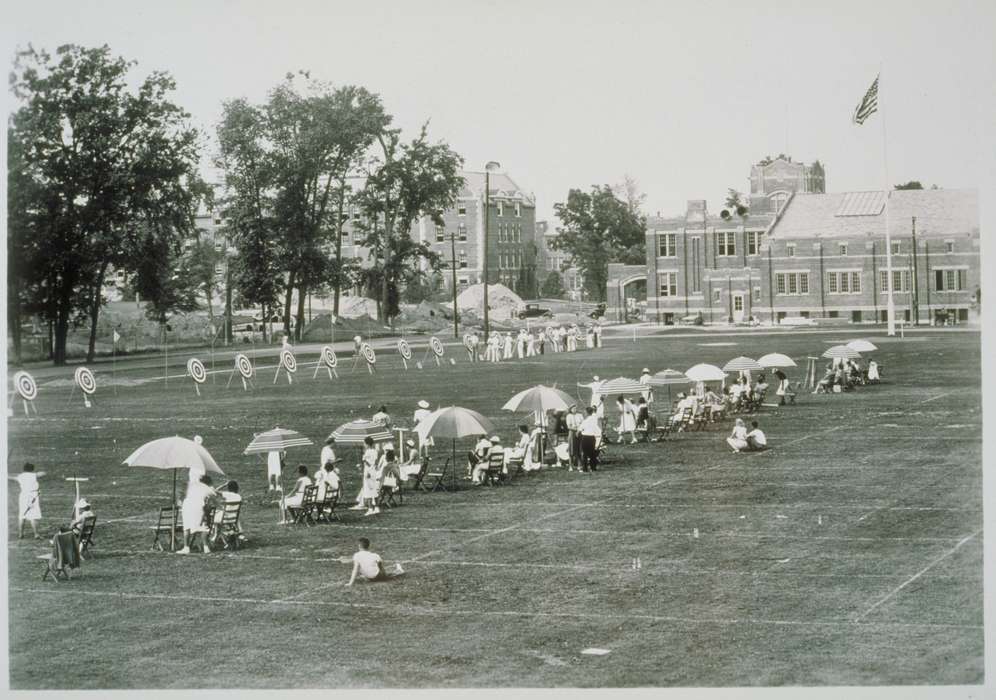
503 331 514 360
565 405 583 469
69 498 95 537
639 369 654 406
413 400 434 456
319 437 337 473
469 435 498 484
399 439 422 480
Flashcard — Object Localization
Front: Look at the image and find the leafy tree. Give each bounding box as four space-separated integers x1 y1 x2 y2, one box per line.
129 227 202 325
551 185 646 302
184 236 224 323
353 125 463 323
895 181 924 190
8 44 203 364
541 271 565 299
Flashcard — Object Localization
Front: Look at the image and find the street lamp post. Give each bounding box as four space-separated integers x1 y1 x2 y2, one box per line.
482 161 501 344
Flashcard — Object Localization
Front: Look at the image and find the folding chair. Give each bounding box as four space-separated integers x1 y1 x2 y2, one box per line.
74 515 97 560
505 454 525 479
39 530 81 582
287 485 319 526
379 476 403 508
210 501 243 550
410 457 433 492
484 452 505 485
316 488 341 522
426 458 451 492
151 506 184 551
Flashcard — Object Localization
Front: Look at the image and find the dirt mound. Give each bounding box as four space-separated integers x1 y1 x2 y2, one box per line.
337 296 379 319
456 283 523 321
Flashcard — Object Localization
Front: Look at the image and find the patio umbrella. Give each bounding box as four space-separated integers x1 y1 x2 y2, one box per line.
758 353 797 369
822 345 861 360
685 363 727 382
243 427 314 455
596 377 644 397
846 339 878 352
645 369 692 405
722 356 763 372
418 406 496 490
502 385 575 413
123 436 225 551
328 419 394 445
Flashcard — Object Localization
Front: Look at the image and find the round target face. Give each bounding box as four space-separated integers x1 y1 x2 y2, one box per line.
235 353 254 379
13 371 37 401
75 367 96 395
361 342 376 364
321 345 338 368
430 336 445 357
397 339 412 360
280 349 297 373
187 358 207 383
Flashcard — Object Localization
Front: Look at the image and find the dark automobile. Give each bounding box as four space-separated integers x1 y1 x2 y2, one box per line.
518 303 553 319
589 303 606 319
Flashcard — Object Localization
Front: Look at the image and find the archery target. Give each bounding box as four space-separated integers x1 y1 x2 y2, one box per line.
280 349 297 373
13 371 37 401
187 358 207 383
235 353 254 379
430 336 445 357
398 339 412 361
75 367 96 395
320 345 338 368
361 342 376 364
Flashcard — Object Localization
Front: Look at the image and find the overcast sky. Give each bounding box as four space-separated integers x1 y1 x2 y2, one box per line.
3 0 994 224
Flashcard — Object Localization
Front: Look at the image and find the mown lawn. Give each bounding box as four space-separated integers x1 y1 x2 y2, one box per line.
6 327 983 688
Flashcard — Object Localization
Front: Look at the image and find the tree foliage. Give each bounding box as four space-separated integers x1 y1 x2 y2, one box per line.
541 271 565 299
894 181 924 190
551 185 646 301
7 44 204 364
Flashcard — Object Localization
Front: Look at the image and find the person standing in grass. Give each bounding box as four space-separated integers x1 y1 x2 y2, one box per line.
319 437 337 473
579 406 601 472
178 474 217 554
565 405 583 470
361 437 383 516
346 537 403 585
266 450 285 492
10 463 45 539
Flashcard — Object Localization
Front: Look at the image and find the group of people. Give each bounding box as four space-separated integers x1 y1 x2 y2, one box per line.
467 323 602 362
815 357 881 393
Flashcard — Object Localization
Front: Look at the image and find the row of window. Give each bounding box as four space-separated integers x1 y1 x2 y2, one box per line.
494 201 522 218
657 235 957 259
435 224 469 243
498 251 523 270
497 223 522 243
546 255 566 271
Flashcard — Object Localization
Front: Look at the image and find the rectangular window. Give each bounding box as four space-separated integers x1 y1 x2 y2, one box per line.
659 272 677 297
932 268 967 292
891 241 900 255
214 242 222 252
691 238 701 293
435 226 445 243
788 274 797 294
776 272 809 295
458 205 467 216
839 272 849 293
827 272 838 294
799 274 809 294
851 272 861 293
747 231 762 256
775 273 786 294
752 286 761 302
713 288 722 302
718 232 735 256
458 224 467 241
214 265 224 276
786 244 795 258
496 201 504 217
514 201 521 217
459 251 467 269
958 269 967 290
341 230 350 242
658 233 677 257
516 225 522 243
882 270 912 293
945 241 954 253
838 243 847 256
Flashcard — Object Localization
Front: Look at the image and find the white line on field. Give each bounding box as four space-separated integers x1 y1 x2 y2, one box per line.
919 391 956 404
9 586 981 631
853 527 982 622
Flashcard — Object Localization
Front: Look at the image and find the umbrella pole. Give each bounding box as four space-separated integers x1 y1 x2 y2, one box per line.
171 469 177 552
452 439 457 491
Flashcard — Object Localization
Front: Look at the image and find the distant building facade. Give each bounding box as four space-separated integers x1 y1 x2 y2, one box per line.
535 220 583 297
748 154 826 214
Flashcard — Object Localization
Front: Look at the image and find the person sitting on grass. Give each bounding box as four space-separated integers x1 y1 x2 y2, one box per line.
281 465 312 523
726 418 749 453
178 474 218 554
746 421 767 451
10 462 46 540
346 537 404 585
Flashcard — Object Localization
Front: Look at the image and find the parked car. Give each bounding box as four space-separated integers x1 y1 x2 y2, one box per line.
518 303 553 319
589 303 606 319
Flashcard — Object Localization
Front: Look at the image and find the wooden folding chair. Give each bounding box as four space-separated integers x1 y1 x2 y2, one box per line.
39 530 81 582
210 501 243 549
484 452 505 485
505 454 525 479
150 506 184 551
74 515 96 560
426 458 451 492
316 488 341 522
287 485 319 526
410 458 433 492
379 476 403 508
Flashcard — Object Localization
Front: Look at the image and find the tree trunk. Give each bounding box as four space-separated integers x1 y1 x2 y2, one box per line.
85 260 110 363
282 270 296 337
204 282 215 324
295 284 307 342
333 184 346 315
261 303 268 343
53 292 72 366
8 276 22 366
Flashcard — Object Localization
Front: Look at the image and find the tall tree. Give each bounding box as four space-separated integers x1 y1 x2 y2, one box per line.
353 125 463 323
552 185 646 302
894 181 924 190
7 44 203 364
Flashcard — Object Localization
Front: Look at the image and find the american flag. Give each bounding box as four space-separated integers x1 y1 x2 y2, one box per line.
852 75 879 125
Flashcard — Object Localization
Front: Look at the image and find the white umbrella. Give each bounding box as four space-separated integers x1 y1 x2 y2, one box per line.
822 345 861 360
757 353 797 369
644 369 691 387
685 363 727 382
419 406 496 489
502 385 575 413
722 356 764 372
846 339 878 352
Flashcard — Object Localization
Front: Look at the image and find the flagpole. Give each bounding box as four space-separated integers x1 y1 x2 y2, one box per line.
880 67 896 336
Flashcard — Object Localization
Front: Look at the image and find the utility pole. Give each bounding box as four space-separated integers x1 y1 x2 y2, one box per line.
910 216 920 325
450 233 460 339
482 161 501 344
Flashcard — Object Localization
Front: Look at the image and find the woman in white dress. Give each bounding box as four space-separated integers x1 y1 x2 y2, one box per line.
615 397 637 444
361 437 383 516
178 474 217 553
726 418 749 453
526 331 536 357
281 465 312 523
503 332 514 360
867 359 880 382
10 462 45 539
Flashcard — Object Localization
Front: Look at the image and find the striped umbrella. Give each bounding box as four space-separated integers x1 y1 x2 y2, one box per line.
596 377 644 396
502 385 575 413
822 345 861 360
417 406 496 489
723 356 764 372
243 427 314 455
757 353 797 369
846 339 878 352
644 369 691 387
327 420 394 446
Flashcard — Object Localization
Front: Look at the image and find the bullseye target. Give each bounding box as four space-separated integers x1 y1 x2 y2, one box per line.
75 367 96 395
187 358 207 383
429 336 444 357
320 345 338 368
236 353 254 379
397 339 412 361
361 342 376 364
280 349 297 373
13 371 37 401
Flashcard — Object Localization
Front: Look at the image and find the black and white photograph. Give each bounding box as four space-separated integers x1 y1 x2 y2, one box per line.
1 1 994 694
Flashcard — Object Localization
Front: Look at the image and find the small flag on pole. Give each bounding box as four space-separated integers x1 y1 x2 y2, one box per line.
852 75 879 125
112 330 121 343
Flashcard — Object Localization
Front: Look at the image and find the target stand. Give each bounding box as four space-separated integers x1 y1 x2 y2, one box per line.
273 349 297 384
360 342 377 374
421 336 445 368
312 345 339 380
226 353 256 391
69 367 97 408
397 339 413 370
11 371 39 417
187 358 207 396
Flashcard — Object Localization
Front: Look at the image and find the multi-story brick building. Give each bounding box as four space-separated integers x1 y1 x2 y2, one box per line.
535 220 583 297
748 154 826 214
612 186 980 325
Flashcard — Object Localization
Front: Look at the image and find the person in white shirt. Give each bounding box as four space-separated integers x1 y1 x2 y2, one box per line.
639 369 654 405
565 405 583 469
472 436 503 483
615 396 637 444
746 421 767 451
281 465 313 523
412 399 434 455
10 462 45 539
726 418 749 453
399 440 422 480
867 359 880 382
212 481 245 539
670 392 695 425
372 405 391 428
347 537 403 585
516 329 527 359
319 437 337 473
178 474 218 553
503 332 514 360
526 331 536 357
361 439 384 516
579 407 602 472
467 435 492 480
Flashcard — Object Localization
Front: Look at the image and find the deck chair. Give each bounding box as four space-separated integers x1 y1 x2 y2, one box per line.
316 487 341 522
151 506 184 551
74 515 97 560
484 452 505 485
410 457 433 492
426 458 451 492
39 530 81 582
287 485 319 526
210 501 242 550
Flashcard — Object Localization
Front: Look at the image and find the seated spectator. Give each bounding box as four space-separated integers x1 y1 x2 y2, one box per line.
282 465 312 523
213 480 246 539
726 418 749 453
473 436 503 484
321 462 341 494
380 449 401 498
746 421 767 451
467 435 492 478
346 537 404 585
399 440 422 480
506 425 531 465
671 392 697 425
69 498 95 535
553 441 571 467
729 381 744 407
754 373 769 396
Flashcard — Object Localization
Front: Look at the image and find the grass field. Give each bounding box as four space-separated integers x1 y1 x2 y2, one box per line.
5 327 983 689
